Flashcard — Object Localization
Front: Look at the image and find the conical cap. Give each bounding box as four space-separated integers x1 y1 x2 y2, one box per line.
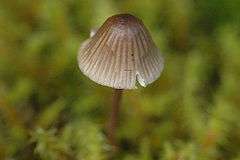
78 14 164 89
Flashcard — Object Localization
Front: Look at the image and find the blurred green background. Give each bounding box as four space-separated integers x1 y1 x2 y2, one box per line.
0 0 240 159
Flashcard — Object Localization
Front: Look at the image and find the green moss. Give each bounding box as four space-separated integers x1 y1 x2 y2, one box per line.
0 0 239 159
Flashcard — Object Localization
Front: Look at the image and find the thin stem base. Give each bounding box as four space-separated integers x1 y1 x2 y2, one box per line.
107 89 123 149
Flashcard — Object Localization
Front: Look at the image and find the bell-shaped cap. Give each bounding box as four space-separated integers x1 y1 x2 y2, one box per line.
78 14 164 89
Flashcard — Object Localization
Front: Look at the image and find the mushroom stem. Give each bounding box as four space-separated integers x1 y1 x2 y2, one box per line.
107 89 123 149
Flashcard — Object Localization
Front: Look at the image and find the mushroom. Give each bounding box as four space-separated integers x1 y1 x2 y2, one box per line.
77 14 164 148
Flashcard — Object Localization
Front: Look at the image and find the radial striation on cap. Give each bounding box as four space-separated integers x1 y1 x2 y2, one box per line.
78 14 164 89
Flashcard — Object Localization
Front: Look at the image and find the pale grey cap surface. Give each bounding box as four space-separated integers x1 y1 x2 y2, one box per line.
78 14 164 89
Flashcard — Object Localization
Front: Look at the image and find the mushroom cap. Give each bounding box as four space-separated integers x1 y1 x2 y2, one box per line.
78 14 164 89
